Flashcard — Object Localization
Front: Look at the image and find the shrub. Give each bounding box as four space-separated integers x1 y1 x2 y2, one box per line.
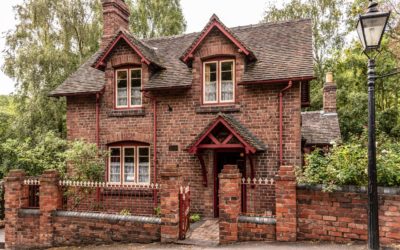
299 136 400 190
190 213 201 223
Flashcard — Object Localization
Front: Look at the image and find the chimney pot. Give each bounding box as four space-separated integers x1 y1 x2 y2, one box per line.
323 72 337 113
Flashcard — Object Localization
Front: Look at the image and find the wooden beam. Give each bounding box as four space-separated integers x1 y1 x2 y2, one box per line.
208 134 221 145
222 134 233 144
197 154 208 187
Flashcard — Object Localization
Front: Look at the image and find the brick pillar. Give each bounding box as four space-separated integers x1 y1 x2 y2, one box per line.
4 170 27 249
160 164 181 243
39 170 61 247
219 164 241 244
275 165 297 241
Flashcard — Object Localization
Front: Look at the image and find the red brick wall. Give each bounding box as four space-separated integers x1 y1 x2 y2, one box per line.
53 215 160 246
297 186 400 245
66 27 302 217
15 212 40 248
238 222 275 241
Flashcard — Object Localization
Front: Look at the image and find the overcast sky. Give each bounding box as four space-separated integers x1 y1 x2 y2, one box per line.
0 0 273 95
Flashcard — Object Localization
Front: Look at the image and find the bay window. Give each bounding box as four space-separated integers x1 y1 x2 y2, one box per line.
115 68 142 108
108 145 150 184
203 60 235 104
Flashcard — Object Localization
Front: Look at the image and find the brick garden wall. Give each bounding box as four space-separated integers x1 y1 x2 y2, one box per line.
53 212 160 246
297 185 400 245
238 217 276 241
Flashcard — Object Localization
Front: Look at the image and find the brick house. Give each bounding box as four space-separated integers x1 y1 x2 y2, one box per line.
50 0 340 218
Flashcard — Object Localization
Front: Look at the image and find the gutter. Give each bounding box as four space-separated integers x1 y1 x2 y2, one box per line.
142 91 158 207
279 80 293 166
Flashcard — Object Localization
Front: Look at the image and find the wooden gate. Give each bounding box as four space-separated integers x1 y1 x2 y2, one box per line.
179 185 190 240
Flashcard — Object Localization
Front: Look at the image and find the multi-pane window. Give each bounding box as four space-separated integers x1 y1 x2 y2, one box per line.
203 60 234 104
108 145 150 184
115 68 142 108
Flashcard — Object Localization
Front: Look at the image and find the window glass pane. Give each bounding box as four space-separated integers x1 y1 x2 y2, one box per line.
117 71 128 106
138 147 149 183
124 148 135 182
110 148 121 182
221 62 234 101
131 69 142 106
204 63 217 102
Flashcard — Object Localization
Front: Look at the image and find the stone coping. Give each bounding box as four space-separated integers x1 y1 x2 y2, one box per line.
19 208 41 216
238 215 276 225
297 184 400 195
54 211 161 224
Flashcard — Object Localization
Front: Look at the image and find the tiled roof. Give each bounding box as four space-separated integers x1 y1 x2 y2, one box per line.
188 113 266 152
301 111 342 145
51 18 313 95
49 52 105 96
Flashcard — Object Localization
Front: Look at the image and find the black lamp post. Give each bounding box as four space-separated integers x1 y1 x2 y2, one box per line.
356 1 390 250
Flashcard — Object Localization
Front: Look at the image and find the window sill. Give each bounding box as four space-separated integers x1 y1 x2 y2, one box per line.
107 108 145 117
195 104 241 114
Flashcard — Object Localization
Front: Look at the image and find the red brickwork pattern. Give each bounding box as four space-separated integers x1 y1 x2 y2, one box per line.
297 187 400 245
238 222 275 241
53 215 160 246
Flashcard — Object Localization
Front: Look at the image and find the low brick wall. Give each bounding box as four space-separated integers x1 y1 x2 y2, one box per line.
238 216 276 241
297 184 400 245
53 211 161 246
16 209 41 249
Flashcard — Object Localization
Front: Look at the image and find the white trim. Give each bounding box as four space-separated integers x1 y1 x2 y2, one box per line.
137 146 151 184
108 146 122 184
129 68 142 107
219 60 235 103
115 69 129 108
203 61 218 104
107 145 150 185
122 147 135 184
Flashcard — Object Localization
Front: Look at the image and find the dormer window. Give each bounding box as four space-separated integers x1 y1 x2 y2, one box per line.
116 68 142 108
203 60 235 104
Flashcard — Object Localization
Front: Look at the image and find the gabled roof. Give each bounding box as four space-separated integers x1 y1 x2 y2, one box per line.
93 30 165 69
49 51 105 96
180 14 256 64
301 111 342 146
188 113 266 154
51 18 314 95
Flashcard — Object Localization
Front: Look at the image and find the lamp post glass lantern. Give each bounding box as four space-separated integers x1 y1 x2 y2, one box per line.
356 1 390 250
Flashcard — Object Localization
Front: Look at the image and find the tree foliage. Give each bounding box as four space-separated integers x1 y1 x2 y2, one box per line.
263 0 347 109
129 0 186 38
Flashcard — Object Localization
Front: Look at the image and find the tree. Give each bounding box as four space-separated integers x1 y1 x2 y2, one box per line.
263 0 347 109
2 0 102 141
128 0 186 38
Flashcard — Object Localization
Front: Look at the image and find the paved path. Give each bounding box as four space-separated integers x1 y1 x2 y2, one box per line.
49 241 369 250
176 218 219 247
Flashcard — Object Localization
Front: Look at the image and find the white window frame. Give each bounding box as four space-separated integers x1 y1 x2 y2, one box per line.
108 146 122 184
122 147 135 184
203 61 219 104
115 68 142 109
108 145 150 184
137 146 151 184
219 60 235 103
202 60 235 104
130 68 142 108
115 69 129 108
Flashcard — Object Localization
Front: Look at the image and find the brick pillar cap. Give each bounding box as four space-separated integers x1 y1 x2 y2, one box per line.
219 165 241 179
5 169 26 181
160 164 181 178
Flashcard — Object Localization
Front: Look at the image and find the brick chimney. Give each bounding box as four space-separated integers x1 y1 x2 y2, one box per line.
323 72 337 113
101 0 130 49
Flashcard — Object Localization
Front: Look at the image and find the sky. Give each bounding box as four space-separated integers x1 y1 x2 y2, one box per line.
0 0 271 95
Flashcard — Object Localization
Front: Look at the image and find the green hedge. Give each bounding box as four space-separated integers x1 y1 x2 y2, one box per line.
298 135 400 191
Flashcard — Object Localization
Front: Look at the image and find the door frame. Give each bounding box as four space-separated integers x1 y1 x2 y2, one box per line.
213 149 245 218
